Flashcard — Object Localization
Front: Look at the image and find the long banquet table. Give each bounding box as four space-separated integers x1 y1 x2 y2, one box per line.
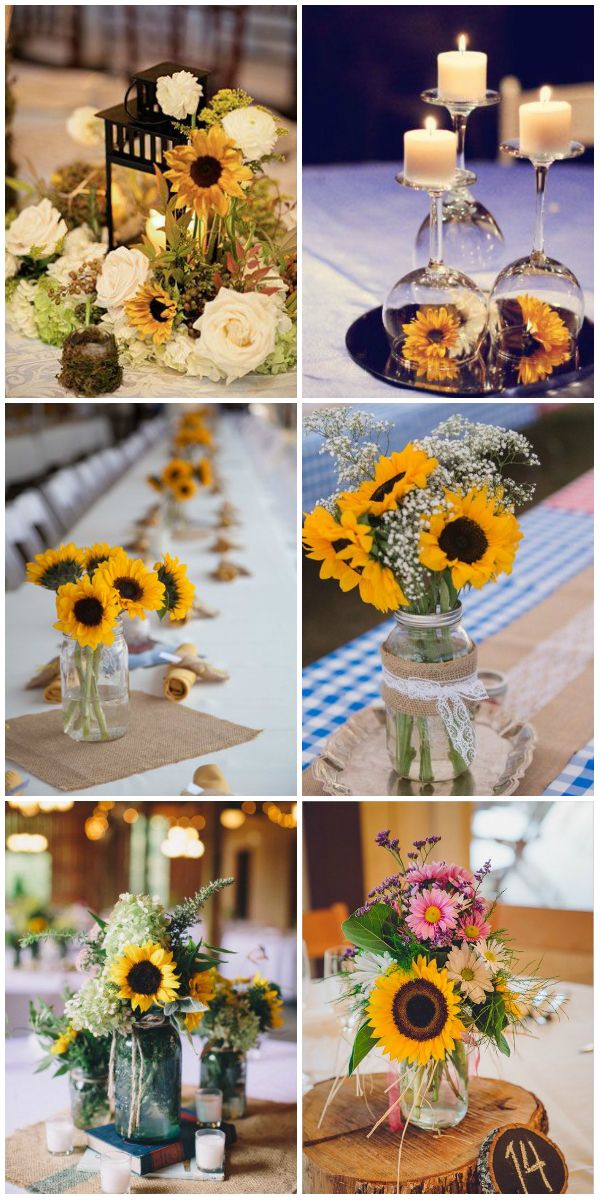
5 410 296 796
303 977 593 1194
303 160 594 397
303 470 594 796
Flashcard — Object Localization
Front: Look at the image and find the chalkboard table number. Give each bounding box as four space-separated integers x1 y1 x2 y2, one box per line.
478 1124 568 1194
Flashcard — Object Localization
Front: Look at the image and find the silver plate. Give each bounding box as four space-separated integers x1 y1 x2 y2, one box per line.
311 703 536 796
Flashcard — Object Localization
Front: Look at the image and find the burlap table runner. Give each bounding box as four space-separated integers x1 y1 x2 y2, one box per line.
6 691 260 792
5 1090 296 1194
303 566 593 796
380 645 479 716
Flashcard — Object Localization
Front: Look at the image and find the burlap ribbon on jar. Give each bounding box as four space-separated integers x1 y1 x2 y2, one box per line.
381 646 488 762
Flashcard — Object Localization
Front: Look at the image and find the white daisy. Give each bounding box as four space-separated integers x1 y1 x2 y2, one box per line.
475 938 510 971
350 950 394 993
446 943 494 1004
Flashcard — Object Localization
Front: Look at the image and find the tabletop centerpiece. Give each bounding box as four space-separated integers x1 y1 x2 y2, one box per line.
22 878 234 1142
335 831 559 1144
6 69 296 393
26 541 195 741
30 993 113 1129
196 972 284 1119
303 409 539 782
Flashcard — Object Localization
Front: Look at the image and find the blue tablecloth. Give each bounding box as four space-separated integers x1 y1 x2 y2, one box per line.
303 161 593 397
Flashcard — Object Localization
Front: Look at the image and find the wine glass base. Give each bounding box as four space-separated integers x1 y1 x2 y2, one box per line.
415 197 505 284
383 263 488 387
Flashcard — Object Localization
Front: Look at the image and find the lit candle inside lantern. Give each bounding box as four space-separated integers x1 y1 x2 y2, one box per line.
195 1128 226 1172
519 86 572 155
45 1118 74 1155
145 208 166 252
404 118 457 187
438 34 487 101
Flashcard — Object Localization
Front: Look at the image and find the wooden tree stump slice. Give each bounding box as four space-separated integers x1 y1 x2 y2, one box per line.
303 1075 548 1194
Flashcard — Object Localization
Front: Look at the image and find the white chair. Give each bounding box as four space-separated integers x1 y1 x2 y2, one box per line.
6 500 46 576
499 77 594 164
6 542 25 590
12 489 63 548
41 467 85 530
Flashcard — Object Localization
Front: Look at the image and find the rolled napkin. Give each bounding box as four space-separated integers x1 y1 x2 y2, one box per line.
163 642 229 701
211 559 251 581
123 534 150 554
5 769 27 795
26 657 60 689
43 677 62 705
170 598 219 623
211 536 241 553
180 763 232 795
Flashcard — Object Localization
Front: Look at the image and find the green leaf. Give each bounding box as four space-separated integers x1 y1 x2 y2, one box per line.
348 1021 377 1074
5 176 36 195
496 1031 511 1056
87 910 107 930
342 902 393 956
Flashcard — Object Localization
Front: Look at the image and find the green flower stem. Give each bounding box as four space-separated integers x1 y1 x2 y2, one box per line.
395 713 416 776
417 717 433 782
90 648 110 741
63 698 77 733
82 647 94 738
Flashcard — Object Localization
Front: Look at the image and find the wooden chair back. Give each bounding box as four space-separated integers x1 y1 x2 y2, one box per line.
302 901 349 959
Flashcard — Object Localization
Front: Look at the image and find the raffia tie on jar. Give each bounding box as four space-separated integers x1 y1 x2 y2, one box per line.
381 645 487 768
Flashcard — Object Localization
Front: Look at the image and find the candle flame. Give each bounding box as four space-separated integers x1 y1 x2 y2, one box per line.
458 34 467 52
425 117 437 134
540 86 552 103
148 208 165 230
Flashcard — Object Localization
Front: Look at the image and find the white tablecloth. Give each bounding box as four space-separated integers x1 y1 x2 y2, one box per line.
6 963 81 1033
5 412 296 795
220 921 297 1000
303 978 593 1194
5 1033 296 1193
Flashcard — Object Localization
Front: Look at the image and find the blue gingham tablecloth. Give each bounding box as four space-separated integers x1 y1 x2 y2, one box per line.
303 503 593 796
303 160 594 397
303 401 537 511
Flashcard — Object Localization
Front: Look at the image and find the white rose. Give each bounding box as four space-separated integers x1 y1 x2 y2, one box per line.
156 71 203 120
5 251 18 279
6 279 38 339
193 287 284 383
66 106 105 148
221 106 278 161
6 199 67 258
96 246 149 311
63 226 94 254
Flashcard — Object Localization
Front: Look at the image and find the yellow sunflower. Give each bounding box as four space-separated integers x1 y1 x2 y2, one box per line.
339 446 438 518
302 506 373 590
195 457 213 487
172 476 197 501
174 422 213 449
184 967 218 1033
94 551 165 618
154 553 196 621
419 488 522 590
124 283 177 346
367 956 465 1067
83 543 121 577
358 560 408 612
495 978 527 1021
26 543 85 590
162 458 194 488
164 125 253 221
515 294 571 385
54 574 120 650
110 942 180 1013
50 1026 77 1055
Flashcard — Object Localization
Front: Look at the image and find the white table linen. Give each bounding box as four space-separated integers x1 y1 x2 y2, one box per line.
5 412 296 795
220 920 297 1000
303 978 593 1194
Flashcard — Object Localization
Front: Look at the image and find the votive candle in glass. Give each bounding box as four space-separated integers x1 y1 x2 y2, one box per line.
519 86 572 155
403 119 457 187
45 1117 74 1155
195 1087 223 1127
438 35 487 100
100 1151 132 1194
195 1128 226 1172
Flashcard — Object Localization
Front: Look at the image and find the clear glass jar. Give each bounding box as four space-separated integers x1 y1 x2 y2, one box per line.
200 1043 247 1120
60 616 129 742
68 1068 111 1130
400 1042 468 1130
383 605 476 783
114 1018 182 1143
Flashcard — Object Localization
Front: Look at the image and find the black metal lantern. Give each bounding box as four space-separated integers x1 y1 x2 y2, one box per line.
96 62 211 249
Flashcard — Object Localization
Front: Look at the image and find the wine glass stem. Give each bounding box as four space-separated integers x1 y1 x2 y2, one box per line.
429 193 444 266
533 164 548 258
452 111 468 174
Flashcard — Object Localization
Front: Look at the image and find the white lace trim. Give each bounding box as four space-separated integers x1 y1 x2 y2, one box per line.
505 606 594 721
382 668 488 762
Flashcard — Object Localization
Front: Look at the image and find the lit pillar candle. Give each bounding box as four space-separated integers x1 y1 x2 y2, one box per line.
45 1118 74 1155
404 118 457 187
519 86 572 155
438 35 487 101
145 208 166 253
195 1129 226 1172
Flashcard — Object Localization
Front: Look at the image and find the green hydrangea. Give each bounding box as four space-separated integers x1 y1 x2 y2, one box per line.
5 277 19 302
101 892 170 964
33 276 82 346
64 976 129 1037
255 323 297 375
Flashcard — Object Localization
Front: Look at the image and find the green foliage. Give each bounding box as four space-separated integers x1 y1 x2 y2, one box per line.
348 1021 377 1074
33 277 82 346
199 88 254 126
29 995 111 1076
342 903 395 956
168 877 234 942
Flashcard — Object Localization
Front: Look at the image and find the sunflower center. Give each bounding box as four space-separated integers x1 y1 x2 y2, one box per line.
150 298 169 323
86 556 109 576
190 155 223 189
370 471 406 503
522 330 542 357
114 576 143 601
428 328 445 344
424 905 442 924
392 978 449 1040
127 961 163 995
73 597 104 626
438 516 488 564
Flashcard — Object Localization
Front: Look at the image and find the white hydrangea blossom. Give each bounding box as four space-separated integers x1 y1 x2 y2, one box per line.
6 279 38 338
100 892 170 964
65 975 130 1037
206 1009 261 1054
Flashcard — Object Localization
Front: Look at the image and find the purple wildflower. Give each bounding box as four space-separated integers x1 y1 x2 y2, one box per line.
375 830 391 847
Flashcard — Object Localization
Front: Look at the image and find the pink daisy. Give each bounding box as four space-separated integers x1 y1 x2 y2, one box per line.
405 861 450 886
406 886 459 940
457 914 492 942
445 864 474 889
